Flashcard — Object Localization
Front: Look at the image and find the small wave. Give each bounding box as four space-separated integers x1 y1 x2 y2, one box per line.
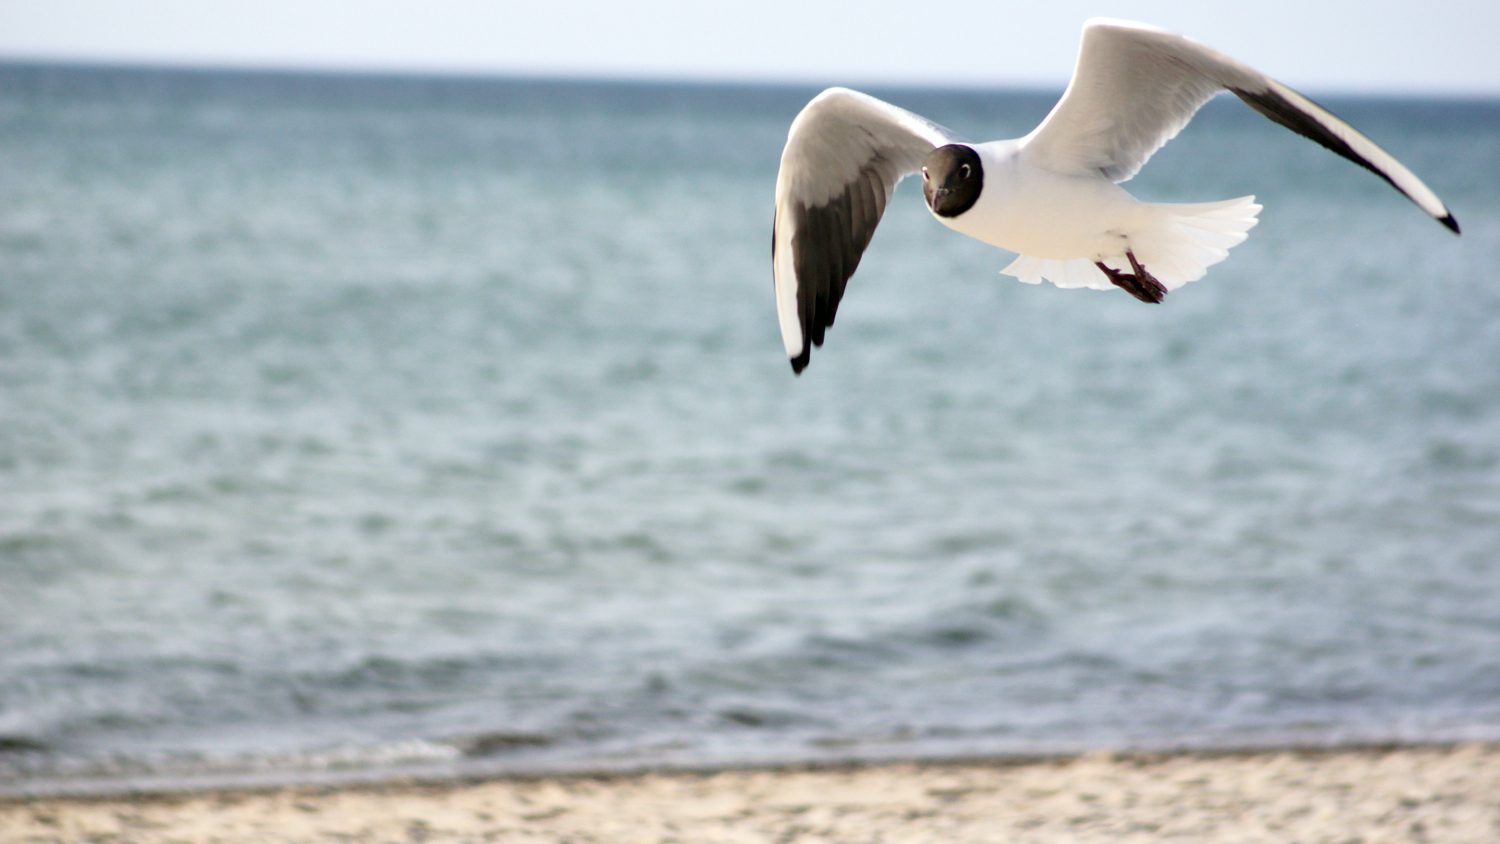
454 732 552 758
0 736 48 754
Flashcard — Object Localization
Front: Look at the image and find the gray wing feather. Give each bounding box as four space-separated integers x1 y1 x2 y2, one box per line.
773 88 960 373
1023 19 1457 231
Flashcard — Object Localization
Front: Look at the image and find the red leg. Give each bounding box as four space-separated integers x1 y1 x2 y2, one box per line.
1095 251 1166 304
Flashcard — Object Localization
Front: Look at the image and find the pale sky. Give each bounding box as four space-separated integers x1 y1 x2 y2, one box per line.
2 0 1497 96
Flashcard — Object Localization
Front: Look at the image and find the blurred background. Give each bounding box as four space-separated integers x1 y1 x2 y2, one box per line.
1 0 1498 792
3 0 1499 93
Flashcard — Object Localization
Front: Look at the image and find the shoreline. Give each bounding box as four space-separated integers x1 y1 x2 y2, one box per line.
2 735 1488 801
4 741 1497 842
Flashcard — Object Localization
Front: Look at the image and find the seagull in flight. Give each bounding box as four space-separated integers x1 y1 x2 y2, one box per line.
771 18 1460 373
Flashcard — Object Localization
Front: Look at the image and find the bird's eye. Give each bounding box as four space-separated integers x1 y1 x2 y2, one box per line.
921 167 929 180
960 164 971 179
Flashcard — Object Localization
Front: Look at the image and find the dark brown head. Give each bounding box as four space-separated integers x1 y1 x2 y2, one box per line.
921 144 983 218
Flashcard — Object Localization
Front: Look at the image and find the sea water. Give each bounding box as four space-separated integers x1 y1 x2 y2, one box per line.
1 65 1498 792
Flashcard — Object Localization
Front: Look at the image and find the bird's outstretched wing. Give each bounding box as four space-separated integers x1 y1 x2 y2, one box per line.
773 88 961 373
1023 19 1458 232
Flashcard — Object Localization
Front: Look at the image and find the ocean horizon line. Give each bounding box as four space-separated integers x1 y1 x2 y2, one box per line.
3 57 1497 105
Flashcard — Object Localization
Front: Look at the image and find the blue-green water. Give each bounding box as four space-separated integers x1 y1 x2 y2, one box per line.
2 65 1498 792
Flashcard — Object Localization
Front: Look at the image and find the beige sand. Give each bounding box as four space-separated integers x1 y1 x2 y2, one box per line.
3 743 1497 843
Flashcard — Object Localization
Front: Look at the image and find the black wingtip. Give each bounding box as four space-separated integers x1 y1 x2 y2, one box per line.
1440 213 1461 235
790 348 810 375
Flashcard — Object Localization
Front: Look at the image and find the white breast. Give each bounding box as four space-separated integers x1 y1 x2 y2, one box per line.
933 142 1148 263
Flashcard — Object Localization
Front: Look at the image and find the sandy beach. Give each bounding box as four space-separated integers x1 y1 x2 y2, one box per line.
3 743 1497 843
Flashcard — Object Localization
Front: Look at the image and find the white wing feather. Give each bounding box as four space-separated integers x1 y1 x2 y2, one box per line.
773 89 961 370
1022 19 1456 229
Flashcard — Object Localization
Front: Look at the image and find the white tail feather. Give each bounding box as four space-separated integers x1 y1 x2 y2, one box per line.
1001 196 1261 292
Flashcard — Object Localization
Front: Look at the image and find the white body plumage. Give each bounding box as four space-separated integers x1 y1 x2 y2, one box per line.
943 141 1262 292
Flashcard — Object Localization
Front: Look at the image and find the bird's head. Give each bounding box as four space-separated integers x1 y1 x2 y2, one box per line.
921 144 983 218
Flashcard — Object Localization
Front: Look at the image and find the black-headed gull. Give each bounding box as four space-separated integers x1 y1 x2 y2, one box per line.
771 19 1460 373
